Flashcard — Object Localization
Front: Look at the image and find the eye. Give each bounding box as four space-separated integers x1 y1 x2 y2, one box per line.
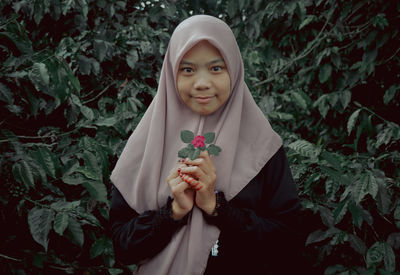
211 66 223 72
180 67 194 74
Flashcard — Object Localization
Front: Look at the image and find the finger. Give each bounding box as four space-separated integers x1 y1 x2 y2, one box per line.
180 166 205 181
180 173 200 187
172 180 191 194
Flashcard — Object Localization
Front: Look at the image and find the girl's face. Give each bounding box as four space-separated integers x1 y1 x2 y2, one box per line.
176 41 231 115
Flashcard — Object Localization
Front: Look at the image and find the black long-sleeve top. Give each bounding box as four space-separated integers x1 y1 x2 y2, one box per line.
110 146 306 274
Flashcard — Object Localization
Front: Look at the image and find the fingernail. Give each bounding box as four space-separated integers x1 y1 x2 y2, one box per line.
181 159 185 163
177 168 181 173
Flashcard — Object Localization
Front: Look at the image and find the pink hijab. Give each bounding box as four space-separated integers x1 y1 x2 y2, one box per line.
110 15 282 274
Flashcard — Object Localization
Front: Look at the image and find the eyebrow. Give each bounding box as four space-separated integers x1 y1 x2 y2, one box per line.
180 58 225 66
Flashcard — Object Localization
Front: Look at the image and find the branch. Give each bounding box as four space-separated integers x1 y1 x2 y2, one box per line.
254 8 334 87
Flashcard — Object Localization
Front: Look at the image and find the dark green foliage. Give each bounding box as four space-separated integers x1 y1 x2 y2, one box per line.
1 0 399 274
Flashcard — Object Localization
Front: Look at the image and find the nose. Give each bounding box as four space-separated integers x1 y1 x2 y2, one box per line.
193 72 211 90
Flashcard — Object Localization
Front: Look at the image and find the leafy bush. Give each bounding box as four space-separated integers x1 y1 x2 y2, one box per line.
1 0 399 274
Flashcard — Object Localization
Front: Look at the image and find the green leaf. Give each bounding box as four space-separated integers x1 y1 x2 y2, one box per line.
299 15 315 30
29 62 50 88
20 160 35 189
181 130 194 143
348 234 367 255
203 132 215 144
348 202 364 229
82 180 108 203
108 269 124 275
291 91 308 110
126 50 139 69
305 227 340 245
81 105 94 121
95 116 118 127
383 85 398 105
90 236 108 259
354 172 378 204
0 82 14 104
340 90 351 110
226 1 237 17
178 147 191 158
288 140 321 158
34 147 57 178
51 200 80 211
189 147 200 160
394 205 400 229
207 144 222 156
347 109 361 135
53 212 69 236
382 242 396 272
319 63 332 84
66 216 84 247
28 207 55 251
366 242 385 268
79 151 102 180
333 199 349 224
62 173 87 185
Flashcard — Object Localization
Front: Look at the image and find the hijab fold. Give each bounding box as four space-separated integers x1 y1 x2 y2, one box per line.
111 15 282 275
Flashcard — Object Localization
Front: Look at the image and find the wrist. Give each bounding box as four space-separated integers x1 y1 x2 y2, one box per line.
201 193 217 215
171 200 189 220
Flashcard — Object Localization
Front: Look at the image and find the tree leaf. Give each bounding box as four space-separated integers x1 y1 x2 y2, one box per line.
95 116 118 127
108 269 124 275
383 85 398 105
348 202 364 229
382 242 395 272
348 234 367 255
340 90 351 110
354 172 378 204
347 109 361 135
28 207 55 251
288 139 321 158
367 242 384 268
387 233 400 250
20 160 35 189
53 212 69 236
90 236 108 259
0 82 14 104
376 180 391 215
203 132 215 144
34 147 57 178
318 206 334 227
181 130 194 143
306 227 340 245
29 62 50 88
333 199 349 224
66 216 84 247
126 50 139 69
394 204 400 229
291 91 308 109
319 63 332 83
299 15 315 30
81 105 94 121
82 180 108 203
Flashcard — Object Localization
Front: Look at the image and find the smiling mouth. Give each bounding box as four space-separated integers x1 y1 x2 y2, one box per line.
193 96 214 104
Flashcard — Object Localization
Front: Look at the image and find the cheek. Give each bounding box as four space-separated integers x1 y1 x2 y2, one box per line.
176 78 189 99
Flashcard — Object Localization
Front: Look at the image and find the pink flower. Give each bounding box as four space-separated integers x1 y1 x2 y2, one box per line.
192 135 205 148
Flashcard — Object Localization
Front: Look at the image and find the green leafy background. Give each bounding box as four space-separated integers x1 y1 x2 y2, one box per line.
1 0 399 274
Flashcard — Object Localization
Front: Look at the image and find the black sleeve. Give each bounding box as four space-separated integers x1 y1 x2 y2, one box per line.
203 146 305 271
110 187 188 265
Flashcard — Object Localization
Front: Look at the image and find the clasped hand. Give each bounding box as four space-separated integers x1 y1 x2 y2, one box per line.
166 151 216 220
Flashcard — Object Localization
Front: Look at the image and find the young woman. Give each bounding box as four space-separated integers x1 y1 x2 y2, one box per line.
110 15 304 274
